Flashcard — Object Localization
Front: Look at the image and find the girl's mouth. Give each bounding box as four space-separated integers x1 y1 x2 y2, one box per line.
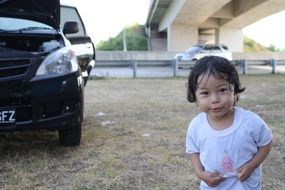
211 107 223 112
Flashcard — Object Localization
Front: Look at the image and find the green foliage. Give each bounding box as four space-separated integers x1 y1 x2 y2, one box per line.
96 23 147 51
243 36 270 52
244 36 285 52
268 44 281 52
96 37 123 51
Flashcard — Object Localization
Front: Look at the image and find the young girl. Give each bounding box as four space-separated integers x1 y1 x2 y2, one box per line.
185 56 272 190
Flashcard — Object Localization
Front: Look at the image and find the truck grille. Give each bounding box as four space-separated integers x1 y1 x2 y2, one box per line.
0 59 31 79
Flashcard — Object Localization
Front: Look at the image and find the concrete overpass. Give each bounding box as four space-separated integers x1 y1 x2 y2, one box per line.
145 0 285 52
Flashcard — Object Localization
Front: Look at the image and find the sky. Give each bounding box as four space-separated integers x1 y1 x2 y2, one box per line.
61 0 285 49
60 0 151 45
243 10 285 49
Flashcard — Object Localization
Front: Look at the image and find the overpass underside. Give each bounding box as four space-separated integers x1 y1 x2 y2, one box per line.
146 0 285 52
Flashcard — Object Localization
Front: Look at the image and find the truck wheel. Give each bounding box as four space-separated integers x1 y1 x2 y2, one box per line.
58 125 81 146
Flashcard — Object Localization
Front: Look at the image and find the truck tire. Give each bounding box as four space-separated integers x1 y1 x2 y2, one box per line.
58 125 82 146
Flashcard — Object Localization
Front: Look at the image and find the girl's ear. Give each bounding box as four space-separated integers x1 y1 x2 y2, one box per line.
234 94 238 105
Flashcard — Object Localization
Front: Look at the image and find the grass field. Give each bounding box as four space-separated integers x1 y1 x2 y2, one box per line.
0 74 284 189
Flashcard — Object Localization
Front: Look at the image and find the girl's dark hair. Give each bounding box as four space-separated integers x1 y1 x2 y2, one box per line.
187 56 245 103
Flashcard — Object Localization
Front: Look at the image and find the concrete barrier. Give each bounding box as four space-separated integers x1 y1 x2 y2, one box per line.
96 51 285 61
93 51 285 77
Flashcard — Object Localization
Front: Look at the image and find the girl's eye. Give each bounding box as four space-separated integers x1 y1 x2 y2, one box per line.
219 87 229 93
200 91 209 96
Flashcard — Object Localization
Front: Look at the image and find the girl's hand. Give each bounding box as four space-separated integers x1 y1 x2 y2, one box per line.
237 163 254 181
237 143 272 181
200 171 224 187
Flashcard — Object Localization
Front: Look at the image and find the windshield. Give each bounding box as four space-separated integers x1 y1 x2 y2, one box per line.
186 46 202 55
0 17 53 31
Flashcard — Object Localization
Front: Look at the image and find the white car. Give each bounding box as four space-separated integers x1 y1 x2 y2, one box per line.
175 44 232 62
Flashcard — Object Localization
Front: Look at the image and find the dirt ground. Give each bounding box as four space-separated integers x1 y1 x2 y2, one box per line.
0 75 284 189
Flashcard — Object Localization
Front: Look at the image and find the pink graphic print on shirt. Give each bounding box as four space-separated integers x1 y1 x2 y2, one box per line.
222 151 233 173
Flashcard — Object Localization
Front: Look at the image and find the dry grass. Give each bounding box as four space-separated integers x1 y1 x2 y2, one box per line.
0 74 285 189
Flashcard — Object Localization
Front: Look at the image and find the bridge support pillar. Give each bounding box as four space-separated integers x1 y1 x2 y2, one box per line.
168 24 198 52
216 28 243 52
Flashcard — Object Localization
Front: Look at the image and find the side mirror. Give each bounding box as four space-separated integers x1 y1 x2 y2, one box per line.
63 21 79 34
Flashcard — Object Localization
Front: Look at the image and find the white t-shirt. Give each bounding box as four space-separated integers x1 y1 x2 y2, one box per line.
185 107 272 190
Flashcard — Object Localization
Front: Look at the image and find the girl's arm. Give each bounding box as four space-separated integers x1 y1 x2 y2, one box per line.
190 153 224 187
237 141 272 181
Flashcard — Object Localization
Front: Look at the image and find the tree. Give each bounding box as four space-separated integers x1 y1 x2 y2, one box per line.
268 44 280 52
96 24 148 51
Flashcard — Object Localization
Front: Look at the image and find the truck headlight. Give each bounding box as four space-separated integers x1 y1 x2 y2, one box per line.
36 48 78 76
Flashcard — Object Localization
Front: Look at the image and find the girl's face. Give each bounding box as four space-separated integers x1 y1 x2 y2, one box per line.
195 73 235 121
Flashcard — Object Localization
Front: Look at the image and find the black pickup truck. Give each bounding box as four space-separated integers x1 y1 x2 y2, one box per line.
0 0 95 146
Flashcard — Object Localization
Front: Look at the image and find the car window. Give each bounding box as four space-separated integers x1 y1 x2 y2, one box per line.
211 45 222 52
60 6 85 37
0 17 52 30
221 45 229 50
212 46 221 50
186 46 201 54
202 45 212 52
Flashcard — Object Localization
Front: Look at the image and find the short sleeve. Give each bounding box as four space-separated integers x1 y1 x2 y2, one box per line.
185 119 201 154
250 113 272 147
256 117 272 147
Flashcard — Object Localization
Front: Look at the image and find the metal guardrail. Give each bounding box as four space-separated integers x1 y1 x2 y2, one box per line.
234 59 285 74
94 59 285 78
95 60 174 78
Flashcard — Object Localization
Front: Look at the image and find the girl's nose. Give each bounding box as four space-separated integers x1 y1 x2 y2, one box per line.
211 93 220 103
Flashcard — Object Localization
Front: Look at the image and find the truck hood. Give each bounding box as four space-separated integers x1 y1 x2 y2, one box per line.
0 0 60 29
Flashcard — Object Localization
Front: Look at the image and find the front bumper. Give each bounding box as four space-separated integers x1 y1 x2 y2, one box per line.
0 71 84 131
